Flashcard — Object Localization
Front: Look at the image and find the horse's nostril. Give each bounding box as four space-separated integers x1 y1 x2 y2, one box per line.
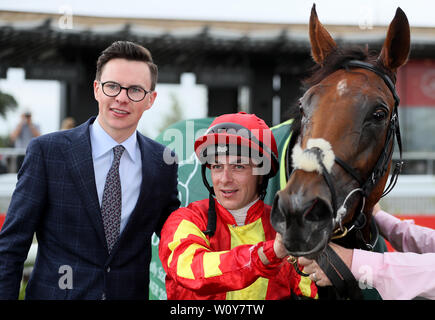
270 193 288 233
303 198 332 223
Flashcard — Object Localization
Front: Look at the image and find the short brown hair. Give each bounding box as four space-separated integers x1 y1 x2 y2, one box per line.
95 41 158 90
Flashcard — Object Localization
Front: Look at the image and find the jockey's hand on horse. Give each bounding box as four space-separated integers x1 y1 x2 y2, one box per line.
258 233 289 265
298 243 353 286
274 233 290 259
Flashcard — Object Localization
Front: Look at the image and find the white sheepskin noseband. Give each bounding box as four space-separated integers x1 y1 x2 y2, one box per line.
292 138 335 174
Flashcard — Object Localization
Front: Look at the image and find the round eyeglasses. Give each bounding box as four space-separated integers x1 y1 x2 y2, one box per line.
100 81 151 102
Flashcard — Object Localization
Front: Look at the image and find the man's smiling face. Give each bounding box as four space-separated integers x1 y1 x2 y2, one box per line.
93 58 157 142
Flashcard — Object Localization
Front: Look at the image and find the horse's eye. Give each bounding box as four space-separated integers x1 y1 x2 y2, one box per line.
372 108 387 121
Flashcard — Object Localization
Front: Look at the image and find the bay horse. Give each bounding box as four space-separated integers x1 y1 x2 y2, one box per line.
270 5 410 298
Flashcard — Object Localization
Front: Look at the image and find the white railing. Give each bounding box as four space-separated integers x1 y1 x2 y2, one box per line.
0 148 26 173
381 175 435 215
0 148 27 156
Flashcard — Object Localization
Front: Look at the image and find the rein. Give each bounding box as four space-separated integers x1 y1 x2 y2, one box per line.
285 60 403 299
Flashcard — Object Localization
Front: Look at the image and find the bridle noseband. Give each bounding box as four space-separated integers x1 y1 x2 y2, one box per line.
285 59 403 239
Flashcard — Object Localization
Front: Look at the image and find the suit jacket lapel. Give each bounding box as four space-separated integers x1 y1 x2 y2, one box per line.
62 117 107 248
135 133 156 205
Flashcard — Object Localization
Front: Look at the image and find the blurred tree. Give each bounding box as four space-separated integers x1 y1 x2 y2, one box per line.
0 89 18 118
0 136 11 147
158 93 184 133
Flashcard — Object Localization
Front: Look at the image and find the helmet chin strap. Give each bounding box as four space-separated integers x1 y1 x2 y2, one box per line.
258 175 269 200
201 164 215 196
201 164 217 236
203 193 217 237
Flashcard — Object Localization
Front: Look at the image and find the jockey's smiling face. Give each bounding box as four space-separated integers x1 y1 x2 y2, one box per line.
210 155 262 211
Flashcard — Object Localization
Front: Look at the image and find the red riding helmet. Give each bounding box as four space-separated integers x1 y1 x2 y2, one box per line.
194 112 279 177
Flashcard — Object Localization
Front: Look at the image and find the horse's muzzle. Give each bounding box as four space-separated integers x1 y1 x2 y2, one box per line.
270 190 334 258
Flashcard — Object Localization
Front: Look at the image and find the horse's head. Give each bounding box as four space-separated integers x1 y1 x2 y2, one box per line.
271 5 410 258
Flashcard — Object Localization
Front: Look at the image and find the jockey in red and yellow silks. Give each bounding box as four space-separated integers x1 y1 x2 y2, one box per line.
159 197 318 299
159 112 318 300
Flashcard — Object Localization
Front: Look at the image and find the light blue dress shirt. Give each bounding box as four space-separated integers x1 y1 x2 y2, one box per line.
89 117 142 234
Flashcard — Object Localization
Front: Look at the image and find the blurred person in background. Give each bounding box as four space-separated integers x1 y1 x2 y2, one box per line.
9 110 40 170
60 117 76 130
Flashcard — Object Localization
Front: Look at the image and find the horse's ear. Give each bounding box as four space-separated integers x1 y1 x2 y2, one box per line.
309 3 337 66
378 7 410 72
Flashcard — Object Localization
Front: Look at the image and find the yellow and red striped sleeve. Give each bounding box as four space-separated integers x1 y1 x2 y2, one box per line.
159 208 278 296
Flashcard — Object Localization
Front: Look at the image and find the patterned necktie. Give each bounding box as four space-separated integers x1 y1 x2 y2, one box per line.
101 145 125 254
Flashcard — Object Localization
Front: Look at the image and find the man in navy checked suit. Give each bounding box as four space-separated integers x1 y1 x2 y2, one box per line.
0 41 180 299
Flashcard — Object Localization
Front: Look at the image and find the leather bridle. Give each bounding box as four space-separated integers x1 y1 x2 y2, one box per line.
285 60 404 299
285 59 403 239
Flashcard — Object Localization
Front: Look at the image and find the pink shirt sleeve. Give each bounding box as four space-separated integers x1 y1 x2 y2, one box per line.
351 249 435 300
375 210 435 253
350 210 435 300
